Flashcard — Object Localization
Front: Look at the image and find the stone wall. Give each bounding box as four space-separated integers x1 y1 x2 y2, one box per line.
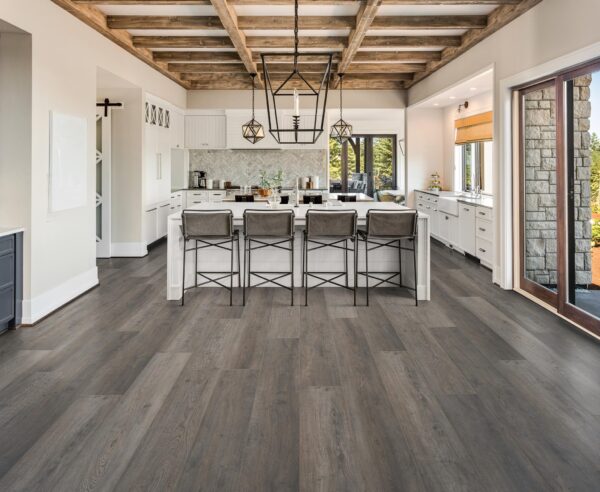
189 149 327 188
524 77 592 287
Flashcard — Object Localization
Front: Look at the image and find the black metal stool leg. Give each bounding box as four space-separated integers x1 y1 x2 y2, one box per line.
243 237 247 306
290 238 295 306
194 240 198 288
353 238 358 306
345 239 349 288
181 240 186 306
365 238 370 307
304 233 308 306
237 234 241 288
413 240 418 307
398 239 403 287
230 236 234 306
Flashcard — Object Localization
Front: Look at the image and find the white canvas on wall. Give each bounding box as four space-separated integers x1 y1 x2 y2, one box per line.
49 111 87 212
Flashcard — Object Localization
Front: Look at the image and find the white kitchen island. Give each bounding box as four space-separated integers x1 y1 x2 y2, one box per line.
167 202 430 302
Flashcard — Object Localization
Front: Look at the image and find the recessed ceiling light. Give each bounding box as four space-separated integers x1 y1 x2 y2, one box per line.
449 96 457 100
470 87 478 91
433 103 439 106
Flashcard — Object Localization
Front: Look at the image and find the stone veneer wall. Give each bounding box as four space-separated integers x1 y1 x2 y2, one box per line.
189 149 327 188
524 76 592 286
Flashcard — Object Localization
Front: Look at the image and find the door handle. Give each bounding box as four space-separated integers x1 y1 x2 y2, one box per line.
479 248 486 253
479 227 486 232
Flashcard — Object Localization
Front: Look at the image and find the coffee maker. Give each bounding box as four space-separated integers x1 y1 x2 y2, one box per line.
190 171 207 188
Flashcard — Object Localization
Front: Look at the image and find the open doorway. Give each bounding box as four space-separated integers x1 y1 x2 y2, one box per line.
95 108 111 258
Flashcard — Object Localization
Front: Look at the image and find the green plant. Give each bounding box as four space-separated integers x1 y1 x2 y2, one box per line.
258 169 284 190
272 169 284 189
592 219 600 247
258 170 271 189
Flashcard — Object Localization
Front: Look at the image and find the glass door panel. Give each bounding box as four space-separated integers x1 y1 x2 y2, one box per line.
520 82 559 306
372 136 395 193
564 69 600 322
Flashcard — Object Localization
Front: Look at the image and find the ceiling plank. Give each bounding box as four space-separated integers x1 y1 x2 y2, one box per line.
407 0 543 87
370 15 488 30
51 0 188 88
252 53 341 63
239 16 354 30
154 51 241 62
246 36 347 49
346 62 426 73
353 50 441 62
132 36 233 48
337 0 383 78
107 15 224 30
361 35 461 48
209 0 260 80
169 62 248 73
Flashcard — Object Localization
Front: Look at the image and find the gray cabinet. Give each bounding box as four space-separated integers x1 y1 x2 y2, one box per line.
0 233 22 333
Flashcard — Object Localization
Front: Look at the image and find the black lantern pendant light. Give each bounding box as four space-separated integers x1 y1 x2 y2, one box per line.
330 73 353 143
261 0 333 144
242 74 265 144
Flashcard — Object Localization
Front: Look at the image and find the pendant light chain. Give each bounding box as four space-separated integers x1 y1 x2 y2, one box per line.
251 74 256 119
339 74 344 120
294 0 299 71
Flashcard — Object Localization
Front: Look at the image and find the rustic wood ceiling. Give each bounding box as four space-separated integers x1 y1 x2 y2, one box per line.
52 0 542 90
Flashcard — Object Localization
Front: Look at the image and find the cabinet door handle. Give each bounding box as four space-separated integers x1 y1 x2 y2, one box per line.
478 211 485 215
479 248 486 253
445 216 449 220
479 227 486 232
147 208 157 212
464 208 470 211
160 204 170 208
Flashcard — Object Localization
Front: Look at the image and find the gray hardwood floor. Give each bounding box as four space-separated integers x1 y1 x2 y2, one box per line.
0 240 599 491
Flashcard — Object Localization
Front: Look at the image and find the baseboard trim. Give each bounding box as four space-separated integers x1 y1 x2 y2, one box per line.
110 242 148 257
22 267 99 324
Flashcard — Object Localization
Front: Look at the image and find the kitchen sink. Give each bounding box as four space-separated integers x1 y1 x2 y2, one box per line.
438 196 459 216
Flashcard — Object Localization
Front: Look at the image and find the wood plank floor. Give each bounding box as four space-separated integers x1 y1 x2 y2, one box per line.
0 240 599 491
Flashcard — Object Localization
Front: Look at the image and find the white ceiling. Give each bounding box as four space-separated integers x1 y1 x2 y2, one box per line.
416 68 494 108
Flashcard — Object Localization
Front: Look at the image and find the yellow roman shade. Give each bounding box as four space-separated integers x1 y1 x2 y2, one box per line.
455 111 493 145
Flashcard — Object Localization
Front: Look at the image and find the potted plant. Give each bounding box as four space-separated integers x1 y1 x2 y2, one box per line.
258 170 271 197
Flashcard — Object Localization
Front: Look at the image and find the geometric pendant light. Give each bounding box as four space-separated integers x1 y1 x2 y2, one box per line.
242 73 265 144
330 73 353 143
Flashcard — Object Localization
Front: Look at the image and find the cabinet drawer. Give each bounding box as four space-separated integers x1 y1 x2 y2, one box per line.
0 236 14 256
0 253 14 289
476 237 493 264
475 218 493 242
475 207 492 220
0 285 15 324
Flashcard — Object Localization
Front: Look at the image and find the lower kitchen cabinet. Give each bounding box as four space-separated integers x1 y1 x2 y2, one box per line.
458 204 476 256
0 232 23 333
144 200 170 246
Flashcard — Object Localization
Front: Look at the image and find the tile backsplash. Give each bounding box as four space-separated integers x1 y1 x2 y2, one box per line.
189 149 327 188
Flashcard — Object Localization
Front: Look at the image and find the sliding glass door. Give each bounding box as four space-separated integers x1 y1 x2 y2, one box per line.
517 60 600 334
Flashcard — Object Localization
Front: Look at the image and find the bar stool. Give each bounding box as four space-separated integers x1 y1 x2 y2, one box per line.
303 210 358 306
303 195 323 205
243 209 295 306
357 209 418 306
337 194 357 202
180 209 241 306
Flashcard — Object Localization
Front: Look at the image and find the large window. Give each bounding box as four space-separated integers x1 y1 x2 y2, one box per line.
329 135 397 197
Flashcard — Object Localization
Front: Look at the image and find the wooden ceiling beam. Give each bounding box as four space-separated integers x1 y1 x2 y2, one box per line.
252 53 341 63
370 15 488 30
346 62 425 73
353 50 441 62
107 15 224 30
154 51 241 62
239 16 354 30
361 35 461 48
337 0 383 78
169 62 248 73
209 0 261 80
132 36 233 48
246 36 347 49
51 0 188 88
407 0 543 87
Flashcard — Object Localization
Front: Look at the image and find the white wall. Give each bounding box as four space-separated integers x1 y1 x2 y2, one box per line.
408 0 600 289
442 91 493 191
0 28 32 300
0 0 187 323
405 108 444 207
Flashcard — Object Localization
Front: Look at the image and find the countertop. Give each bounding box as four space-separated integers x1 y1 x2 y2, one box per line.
0 227 24 239
415 189 494 209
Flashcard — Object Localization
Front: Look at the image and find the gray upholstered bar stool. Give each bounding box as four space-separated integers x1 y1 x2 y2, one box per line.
180 209 241 306
303 209 358 306
357 209 418 306
243 209 295 306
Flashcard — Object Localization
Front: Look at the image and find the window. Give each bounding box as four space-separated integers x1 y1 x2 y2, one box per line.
458 140 493 193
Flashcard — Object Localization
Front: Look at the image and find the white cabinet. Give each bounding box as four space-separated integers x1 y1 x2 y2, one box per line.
438 212 458 247
458 204 476 255
170 191 183 213
144 206 158 245
415 191 440 240
158 202 171 238
209 190 226 203
185 190 209 208
171 110 185 149
185 114 226 149
145 97 173 207
475 206 493 268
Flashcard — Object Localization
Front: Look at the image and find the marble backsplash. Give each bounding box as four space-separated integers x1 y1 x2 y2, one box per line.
189 149 327 188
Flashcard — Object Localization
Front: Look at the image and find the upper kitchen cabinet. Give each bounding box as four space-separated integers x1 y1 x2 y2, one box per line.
185 113 226 149
170 109 185 149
